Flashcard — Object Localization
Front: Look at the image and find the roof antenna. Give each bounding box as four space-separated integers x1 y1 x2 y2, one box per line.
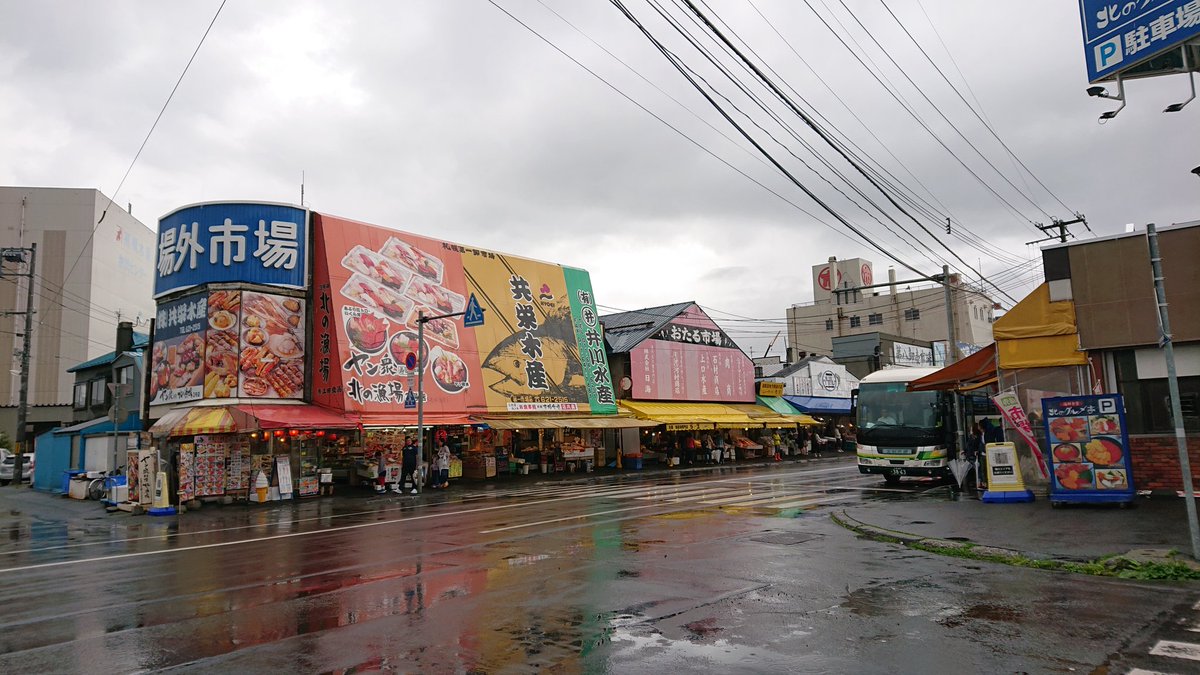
300 170 305 207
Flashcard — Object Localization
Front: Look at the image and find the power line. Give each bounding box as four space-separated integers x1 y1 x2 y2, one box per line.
51 0 227 310
668 0 1018 303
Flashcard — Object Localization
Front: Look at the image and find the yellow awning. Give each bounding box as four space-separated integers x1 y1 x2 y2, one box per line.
473 415 657 429
992 283 1088 369
997 334 1087 368
993 283 1078 340
148 407 191 437
172 406 242 437
618 401 760 429
726 404 800 428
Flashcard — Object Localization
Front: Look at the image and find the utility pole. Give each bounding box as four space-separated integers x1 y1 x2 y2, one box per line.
2 243 36 484
1026 215 1087 245
1147 223 1200 561
942 265 964 454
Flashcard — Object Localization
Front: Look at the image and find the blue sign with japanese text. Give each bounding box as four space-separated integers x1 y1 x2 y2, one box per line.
1042 394 1136 504
155 202 308 298
1079 1 1200 82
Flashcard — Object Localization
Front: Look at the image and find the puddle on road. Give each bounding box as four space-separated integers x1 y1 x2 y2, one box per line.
939 602 1023 628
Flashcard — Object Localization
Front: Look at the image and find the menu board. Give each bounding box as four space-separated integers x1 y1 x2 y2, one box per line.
275 455 294 496
178 443 196 502
226 446 251 492
150 288 306 405
193 435 228 497
298 476 319 497
1042 394 1135 504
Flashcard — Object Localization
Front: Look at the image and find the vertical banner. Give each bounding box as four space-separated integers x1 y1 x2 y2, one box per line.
991 389 1049 478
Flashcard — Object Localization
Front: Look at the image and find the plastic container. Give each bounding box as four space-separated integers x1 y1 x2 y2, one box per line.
61 470 85 494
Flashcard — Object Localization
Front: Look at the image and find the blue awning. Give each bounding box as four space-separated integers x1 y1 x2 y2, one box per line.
783 395 853 415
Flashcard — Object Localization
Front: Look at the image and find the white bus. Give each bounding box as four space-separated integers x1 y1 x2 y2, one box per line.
855 366 953 485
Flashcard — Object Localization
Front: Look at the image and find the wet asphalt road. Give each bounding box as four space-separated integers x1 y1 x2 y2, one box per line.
0 459 1190 673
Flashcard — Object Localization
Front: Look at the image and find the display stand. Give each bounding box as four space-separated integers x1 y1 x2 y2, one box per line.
981 442 1035 503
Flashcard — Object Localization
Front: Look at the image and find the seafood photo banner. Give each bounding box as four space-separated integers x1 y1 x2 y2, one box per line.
311 213 618 421
149 288 306 406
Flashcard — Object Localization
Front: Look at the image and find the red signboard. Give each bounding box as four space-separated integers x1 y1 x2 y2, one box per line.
628 305 753 402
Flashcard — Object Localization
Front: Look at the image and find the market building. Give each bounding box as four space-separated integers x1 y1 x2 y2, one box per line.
145 201 628 506
785 256 994 360
601 302 816 465
0 186 157 442
903 220 1198 495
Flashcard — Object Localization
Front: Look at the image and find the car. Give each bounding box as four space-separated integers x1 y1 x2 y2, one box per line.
0 451 34 485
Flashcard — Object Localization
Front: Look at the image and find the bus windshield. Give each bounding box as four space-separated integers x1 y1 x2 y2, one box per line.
856 382 943 446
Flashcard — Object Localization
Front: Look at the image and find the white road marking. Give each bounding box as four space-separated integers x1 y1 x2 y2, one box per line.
1149 640 1200 661
1127 669 1173 675
753 493 862 510
478 494 716 533
0 463 878 572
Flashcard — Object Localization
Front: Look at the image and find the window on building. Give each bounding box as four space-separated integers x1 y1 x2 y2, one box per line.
116 365 135 387
904 308 920 321
73 383 88 410
1114 350 1200 434
89 378 106 408
868 313 883 326
825 319 834 331
849 316 861 328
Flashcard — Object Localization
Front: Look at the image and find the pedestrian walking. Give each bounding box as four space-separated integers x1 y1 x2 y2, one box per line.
401 436 419 494
834 426 844 452
435 442 451 489
964 423 985 491
714 433 726 463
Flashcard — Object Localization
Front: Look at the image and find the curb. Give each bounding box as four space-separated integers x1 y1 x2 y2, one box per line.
830 509 1200 581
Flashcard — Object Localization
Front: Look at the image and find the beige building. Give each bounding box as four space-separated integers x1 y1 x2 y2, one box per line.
0 187 157 439
786 256 995 360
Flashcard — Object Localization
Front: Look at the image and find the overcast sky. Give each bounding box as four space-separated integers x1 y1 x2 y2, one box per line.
2 0 1196 357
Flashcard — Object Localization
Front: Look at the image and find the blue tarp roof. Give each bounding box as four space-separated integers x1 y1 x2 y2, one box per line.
66 334 149 372
783 395 853 415
53 413 142 436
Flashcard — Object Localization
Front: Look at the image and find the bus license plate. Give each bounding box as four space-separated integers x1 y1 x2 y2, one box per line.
880 448 913 455
888 468 906 476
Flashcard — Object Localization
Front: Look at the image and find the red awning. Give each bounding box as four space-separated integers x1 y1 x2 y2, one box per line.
908 343 998 392
235 404 358 430
338 410 476 427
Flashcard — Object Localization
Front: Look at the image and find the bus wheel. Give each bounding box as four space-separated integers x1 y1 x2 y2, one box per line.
883 474 901 486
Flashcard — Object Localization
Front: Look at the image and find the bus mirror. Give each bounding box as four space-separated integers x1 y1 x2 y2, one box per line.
850 388 859 407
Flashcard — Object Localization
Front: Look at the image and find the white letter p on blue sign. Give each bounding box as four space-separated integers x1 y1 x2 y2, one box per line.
1096 36 1123 71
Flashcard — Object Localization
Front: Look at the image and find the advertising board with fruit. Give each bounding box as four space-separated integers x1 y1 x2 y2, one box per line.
1042 394 1135 505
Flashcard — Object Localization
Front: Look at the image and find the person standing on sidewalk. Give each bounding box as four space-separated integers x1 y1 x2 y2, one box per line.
964 423 985 491
435 442 451 489
401 436 419 494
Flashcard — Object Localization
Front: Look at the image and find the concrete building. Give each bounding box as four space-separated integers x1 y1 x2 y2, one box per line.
786 256 995 360
0 187 158 441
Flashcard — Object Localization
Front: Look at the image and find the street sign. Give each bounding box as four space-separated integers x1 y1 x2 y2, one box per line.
404 391 417 409
463 293 485 327
404 352 417 371
1079 1 1200 82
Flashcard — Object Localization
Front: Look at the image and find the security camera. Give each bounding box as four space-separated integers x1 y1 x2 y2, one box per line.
1192 165 1200 177
1099 110 1120 120
1087 86 1106 97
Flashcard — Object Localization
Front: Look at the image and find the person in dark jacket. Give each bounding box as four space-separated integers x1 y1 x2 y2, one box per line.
401 436 419 494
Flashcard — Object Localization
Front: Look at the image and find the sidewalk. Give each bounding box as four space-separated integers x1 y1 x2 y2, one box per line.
837 487 1197 561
